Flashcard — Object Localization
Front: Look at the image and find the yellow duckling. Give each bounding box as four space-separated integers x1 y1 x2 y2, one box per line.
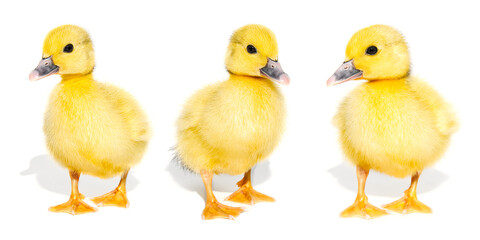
30 25 150 215
174 24 289 220
327 25 458 219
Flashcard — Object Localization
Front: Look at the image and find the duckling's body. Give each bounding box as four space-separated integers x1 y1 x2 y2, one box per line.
45 74 149 178
336 77 451 178
30 25 150 215
174 24 289 220
177 75 285 175
328 24 457 219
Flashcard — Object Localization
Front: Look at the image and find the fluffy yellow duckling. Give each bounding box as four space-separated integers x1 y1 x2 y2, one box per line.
327 25 458 219
174 24 289 220
30 25 150 215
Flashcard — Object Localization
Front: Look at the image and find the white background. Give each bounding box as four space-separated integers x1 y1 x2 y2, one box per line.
1 0 479 239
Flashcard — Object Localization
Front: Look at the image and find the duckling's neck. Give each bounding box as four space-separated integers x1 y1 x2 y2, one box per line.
228 74 274 87
367 70 410 82
365 77 409 89
60 73 94 84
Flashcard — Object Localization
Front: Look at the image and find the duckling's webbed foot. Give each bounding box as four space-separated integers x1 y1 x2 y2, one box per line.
91 188 129 208
201 170 244 220
340 166 388 219
340 196 388 219
49 197 97 215
202 201 244 220
383 172 432 214
225 170 275 205
91 170 130 208
49 171 97 215
382 195 432 214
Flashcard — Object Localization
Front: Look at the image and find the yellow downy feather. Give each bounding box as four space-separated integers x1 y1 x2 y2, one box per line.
335 77 457 178
41 25 150 178
175 25 286 175
333 25 458 178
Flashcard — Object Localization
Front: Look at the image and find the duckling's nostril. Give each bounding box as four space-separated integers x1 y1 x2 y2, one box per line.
343 66 349 70
45 62 49 66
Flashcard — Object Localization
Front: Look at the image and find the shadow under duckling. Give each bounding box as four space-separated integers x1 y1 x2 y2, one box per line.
30 25 151 215
327 25 458 219
173 24 289 220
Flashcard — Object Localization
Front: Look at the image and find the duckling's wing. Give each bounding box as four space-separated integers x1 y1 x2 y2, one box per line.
100 83 151 142
173 84 219 170
408 78 459 135
177 84 218 132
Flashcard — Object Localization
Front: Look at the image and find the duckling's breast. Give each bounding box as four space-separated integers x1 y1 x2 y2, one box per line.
200 78 286 174
337 80 449 177
43 79 141 178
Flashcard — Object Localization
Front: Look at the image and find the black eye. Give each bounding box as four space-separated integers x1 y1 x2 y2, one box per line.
366 46 378 55
63 44 74 53
246 45 257 54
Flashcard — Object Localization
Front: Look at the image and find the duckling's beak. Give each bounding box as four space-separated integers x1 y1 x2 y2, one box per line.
260 58 290 85
327 60 363 86
29 56 59 81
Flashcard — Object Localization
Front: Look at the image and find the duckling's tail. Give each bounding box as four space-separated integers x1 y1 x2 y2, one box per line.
436 106 459 136
134 130 152 142
170 146 195 173
408 78 459 136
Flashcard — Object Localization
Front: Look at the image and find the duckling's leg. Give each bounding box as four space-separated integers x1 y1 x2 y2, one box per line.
91 170 130 208
201 170 244 220
225 169 275 205
340 166 388 219
382 172 432 214
49 170 97 215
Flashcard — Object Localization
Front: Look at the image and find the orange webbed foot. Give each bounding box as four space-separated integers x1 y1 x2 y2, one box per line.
91 188 129 208
383 172 432 214
202 201 244 220
225 170 275 205
49 195 97 215
383 195 432 214
225 184 275 205
341 197 388 219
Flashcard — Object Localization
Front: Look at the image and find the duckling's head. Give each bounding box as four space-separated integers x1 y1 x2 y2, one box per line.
225 24 289 85
327 24 410 86
30 25 95 81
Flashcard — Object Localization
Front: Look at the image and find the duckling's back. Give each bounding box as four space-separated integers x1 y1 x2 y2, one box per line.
44 76 150 178
335 77 455 178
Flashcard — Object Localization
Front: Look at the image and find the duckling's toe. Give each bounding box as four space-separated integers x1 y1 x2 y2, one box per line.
341 199 388 219
225 185 275 205
202 201 244 220
91 188 129 208
49 197 97 215
383 195 432 214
